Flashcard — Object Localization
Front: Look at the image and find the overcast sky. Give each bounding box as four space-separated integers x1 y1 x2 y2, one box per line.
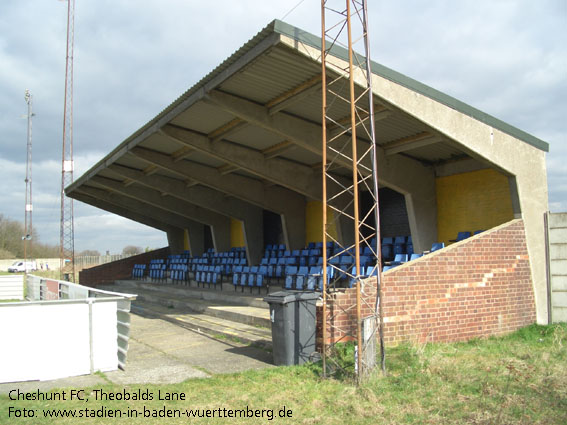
1 0 565 254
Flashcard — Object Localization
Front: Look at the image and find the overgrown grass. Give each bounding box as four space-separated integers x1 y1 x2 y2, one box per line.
1 324 565 424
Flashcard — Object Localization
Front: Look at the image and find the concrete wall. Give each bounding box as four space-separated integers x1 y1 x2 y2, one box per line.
230 218 245 247
317 219 536 346
305 201 339 246
547 212 567 323
367 69 549 324
436 169 514 245
79 247 170 287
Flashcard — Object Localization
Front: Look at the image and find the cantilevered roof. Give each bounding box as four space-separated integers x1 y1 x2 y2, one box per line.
66 19 548 235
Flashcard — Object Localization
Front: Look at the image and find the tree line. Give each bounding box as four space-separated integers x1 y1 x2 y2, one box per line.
0 214 146 259
0 214 59 259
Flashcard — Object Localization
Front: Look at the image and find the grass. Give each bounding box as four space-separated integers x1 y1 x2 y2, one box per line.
1 323 565 424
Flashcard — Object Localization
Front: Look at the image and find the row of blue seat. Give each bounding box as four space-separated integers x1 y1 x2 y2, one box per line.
131 264 146 279
381 235 412 260
194 265 223 288
232 266 268 293
134 237 448 289
449 230 483 242
283 265 380 291
382 242 447 271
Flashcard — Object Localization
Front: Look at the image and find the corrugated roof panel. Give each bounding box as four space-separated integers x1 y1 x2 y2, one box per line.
404 141 467 163
278 146 323 166
170 101 236 134
184 151 226 168
272 20 548 152
281 90 322 123
139 133 180 155
114 156 145 170
375 113 431 145
230 169 263 181
228 125 284 151
220 47 321 104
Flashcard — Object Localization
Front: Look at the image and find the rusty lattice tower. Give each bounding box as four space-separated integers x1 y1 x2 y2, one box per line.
320 0 385 381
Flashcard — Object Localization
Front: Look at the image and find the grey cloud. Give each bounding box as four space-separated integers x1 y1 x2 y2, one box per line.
0 0 565 253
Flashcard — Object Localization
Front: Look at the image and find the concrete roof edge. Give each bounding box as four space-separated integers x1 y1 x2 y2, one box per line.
69 18 549 195
67 20 284 194
271 19 549 153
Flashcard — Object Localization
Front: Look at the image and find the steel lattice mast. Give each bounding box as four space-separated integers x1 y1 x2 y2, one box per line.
60 0 76 281
24 90 34 271
321 0 385 381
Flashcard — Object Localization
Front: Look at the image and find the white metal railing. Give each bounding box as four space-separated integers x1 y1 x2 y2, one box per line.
0 275 136 383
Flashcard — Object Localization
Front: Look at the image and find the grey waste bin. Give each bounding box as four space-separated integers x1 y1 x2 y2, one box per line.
263 291 320 366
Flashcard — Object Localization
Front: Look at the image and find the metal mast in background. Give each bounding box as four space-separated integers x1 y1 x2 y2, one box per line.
321 0 385 382
24 90 34 272
60 0 76 281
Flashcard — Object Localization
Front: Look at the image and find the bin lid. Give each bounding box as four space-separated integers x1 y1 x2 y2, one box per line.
264 290 321 305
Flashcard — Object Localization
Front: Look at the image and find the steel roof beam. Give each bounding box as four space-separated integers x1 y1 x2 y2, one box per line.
383 132 442 155
204 89 429 182
129 147 306 214
127 148 306 250
160 123 321 199
75 186 208 232
89 176 229 227
71 192 174 234
107 165 267 264
107 164 260 221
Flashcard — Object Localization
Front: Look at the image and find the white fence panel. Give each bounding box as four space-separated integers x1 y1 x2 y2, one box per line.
547 212 567 323
0 275 135 383
0 275 24 300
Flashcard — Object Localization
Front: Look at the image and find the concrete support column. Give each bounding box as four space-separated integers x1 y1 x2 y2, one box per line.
167 228 186 255
185 221 205 257
515 169 549 324
405 190 438 254
242 208 264 266
210 218 231 253
281 208 306 251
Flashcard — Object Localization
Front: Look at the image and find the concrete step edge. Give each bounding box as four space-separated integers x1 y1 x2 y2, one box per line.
133 291 271 328
131 302 272 350
114 279 272 309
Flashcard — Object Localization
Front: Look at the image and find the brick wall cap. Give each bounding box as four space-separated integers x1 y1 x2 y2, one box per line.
384 219 525 274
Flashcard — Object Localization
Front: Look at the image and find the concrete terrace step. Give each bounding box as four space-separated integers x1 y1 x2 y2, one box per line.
114 279 277 309
131 299 272 350
107 281 271 328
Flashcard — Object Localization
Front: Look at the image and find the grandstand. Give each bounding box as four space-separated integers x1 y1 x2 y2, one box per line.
68 20 549 344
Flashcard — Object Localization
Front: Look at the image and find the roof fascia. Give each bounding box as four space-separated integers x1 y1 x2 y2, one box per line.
272 19 549 153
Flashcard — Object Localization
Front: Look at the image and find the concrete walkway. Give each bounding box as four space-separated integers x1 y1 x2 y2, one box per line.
0 312 273 394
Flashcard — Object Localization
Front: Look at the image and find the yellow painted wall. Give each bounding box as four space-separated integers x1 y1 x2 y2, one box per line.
183 229 190 251
230 218 245 248
436 168 514 245
305 201 339 245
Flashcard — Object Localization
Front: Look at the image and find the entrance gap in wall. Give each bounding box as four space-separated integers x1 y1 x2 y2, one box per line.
263 210 283 248
377 188 411 238
204 225 214 252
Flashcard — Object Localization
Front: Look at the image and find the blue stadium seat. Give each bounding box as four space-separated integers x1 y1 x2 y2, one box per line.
450 231 471 242
306 266 321 291
393 236 407 255
284 266 298 289
295 266 309 290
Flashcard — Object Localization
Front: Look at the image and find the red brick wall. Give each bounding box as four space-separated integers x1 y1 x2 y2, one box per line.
317 219 536 346
79 247 170 287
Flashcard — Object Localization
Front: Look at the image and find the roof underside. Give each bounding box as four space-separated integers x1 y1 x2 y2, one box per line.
67 19 548 233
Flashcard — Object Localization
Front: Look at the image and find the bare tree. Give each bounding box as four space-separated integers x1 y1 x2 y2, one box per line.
0 214 60 259
122 245 143 256
78 249 101 256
